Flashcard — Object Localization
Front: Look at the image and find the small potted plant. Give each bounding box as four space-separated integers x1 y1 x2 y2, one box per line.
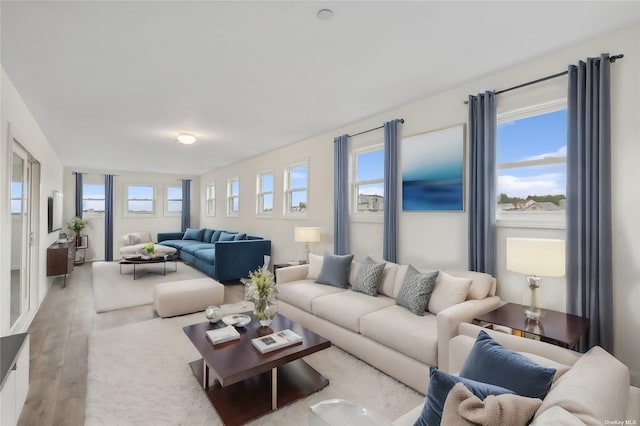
67 217 89 247
141 243 156 259
247 269 278 326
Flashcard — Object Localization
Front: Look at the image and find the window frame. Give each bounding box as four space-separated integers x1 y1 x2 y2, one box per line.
82 180 106 217
496 99 567 230
283 160 309 217
227 177 240 217
125 183 156 217
350 144 384 222
256 169 274 217
164 184 182 217
205 183 216 217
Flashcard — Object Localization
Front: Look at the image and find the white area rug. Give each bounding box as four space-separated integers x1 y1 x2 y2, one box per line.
86 312 423 425
92 261 208 313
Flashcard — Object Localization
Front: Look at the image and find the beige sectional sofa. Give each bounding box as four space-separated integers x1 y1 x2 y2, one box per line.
392 323 640 425
276 258 501 394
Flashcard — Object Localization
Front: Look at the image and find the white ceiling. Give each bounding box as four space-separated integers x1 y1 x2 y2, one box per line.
2 1 639 175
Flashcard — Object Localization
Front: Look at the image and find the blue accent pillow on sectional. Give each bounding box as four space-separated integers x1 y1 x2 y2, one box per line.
315 252 354 288
414 367 514 426
203 229 215 243
233 232 247 241
211 230 222 243
182 228 205 241
459 330 556 399
218 231 237 242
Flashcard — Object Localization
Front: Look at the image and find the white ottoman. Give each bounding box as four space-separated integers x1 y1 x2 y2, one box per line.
153 278 224 318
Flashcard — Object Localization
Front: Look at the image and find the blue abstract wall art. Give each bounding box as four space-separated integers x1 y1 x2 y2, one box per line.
401 124 465 211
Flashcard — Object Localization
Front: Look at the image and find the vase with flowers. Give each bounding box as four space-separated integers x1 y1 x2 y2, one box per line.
247 269 278 326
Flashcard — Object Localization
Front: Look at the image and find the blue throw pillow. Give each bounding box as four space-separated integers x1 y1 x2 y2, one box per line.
182 228 205 241
315 252 354 288
459 330 556 399
233 232 247 241
218 231 237 242
414 368 514 426
211 230 222 243
203 229 215 243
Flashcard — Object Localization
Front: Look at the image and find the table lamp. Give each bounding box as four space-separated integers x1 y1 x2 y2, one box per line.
294 227 321 263
506 238 565 321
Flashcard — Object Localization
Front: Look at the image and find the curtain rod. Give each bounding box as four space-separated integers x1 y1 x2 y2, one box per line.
464 53 624 104
347 119 405 138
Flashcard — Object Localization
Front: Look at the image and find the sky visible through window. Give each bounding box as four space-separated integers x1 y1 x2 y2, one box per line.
83 184 105 213
128 185 154 213
357 150 384 196
497 109 567 208
261 173 274 211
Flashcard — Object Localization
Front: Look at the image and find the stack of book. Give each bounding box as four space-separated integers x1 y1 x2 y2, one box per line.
251 329 303 354
206 325 240 345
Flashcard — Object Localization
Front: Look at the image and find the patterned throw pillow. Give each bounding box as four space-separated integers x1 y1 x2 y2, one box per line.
351 257 385 297
396 266 439 315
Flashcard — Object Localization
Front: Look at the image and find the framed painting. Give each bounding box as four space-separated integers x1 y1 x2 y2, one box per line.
401 124 465 211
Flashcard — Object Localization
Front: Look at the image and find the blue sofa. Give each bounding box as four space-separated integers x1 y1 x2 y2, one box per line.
157 228 271 282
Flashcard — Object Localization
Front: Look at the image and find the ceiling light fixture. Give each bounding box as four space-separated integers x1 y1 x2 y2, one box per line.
317 8 334 20
177 133 196 145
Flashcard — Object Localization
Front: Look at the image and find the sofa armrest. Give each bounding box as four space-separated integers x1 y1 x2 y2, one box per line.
213 239 271 281
157 232 184 242
436 296 501 372
276 264 309 283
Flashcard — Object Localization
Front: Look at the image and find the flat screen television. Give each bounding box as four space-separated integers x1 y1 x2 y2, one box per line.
48 190 63 233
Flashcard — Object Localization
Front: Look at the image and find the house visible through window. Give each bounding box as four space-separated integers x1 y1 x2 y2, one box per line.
352 146 384 214
227 178 239 216
83 183 105 214
497 105 567 224
284 162 308 215
206 183 215 216
166 185 182 215
127 185 155 215
257 171 274 215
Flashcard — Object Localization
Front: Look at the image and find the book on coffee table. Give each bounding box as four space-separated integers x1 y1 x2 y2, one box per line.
251 329 303 354
206 325 240 345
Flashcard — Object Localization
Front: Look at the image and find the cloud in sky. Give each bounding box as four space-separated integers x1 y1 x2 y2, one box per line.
498 173 565 198
524 146 567 162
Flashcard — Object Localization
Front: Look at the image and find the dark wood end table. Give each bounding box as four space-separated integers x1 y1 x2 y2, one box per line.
474 303 589 349
183 313 330 426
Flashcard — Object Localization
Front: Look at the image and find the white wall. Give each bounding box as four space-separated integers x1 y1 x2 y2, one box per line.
62 168 200 260
199 25 640 383
1 67 65 335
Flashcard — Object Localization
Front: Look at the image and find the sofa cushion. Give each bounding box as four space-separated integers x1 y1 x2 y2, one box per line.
218 231 237 241
277 281 346 313
360 305 438 366
531 406 585 425
194 248 216 263
183 228 205 241
311 291 395 333
534 346 630 424
233 232 247 241
377 263 398 297
315 252 354 288
428 271 472 314
416 368 514 426
351 257 385 296
459 330 556 399
126 232 152 245
445 269 494 300
307 253 324 280
181 243 215 256
396 266 439 315
158 239 201 250
211 230 222 243
203 229 215 243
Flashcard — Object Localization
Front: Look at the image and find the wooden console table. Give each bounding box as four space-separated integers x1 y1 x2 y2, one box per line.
474 303 589 349
47 240 75 287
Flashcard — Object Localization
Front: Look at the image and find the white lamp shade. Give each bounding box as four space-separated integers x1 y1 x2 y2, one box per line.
294 227 321 243
506 238 566 277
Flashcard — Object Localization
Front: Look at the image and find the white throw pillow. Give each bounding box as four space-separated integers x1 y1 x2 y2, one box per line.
428 271 472 314
445 269 494 300
306 253 324 280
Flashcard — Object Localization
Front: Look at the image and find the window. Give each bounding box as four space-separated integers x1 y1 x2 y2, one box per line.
127 184 155 215
83 183 105 214
284 161 308 215
227 178 239 216
205 183 216 216
11 181 22 214
256 171 274 216
351 146 384 216
497 102 567 227
165 185 182 216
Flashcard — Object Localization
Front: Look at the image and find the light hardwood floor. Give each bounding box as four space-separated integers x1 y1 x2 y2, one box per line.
18 262 243 426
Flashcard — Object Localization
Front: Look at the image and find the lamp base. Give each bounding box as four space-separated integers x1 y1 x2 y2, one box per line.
522 305 546 321
522 276 546 321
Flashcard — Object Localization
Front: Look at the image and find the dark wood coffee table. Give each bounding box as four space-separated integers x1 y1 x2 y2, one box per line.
474 302 589 349
118 255 178 279
183 313 331 425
